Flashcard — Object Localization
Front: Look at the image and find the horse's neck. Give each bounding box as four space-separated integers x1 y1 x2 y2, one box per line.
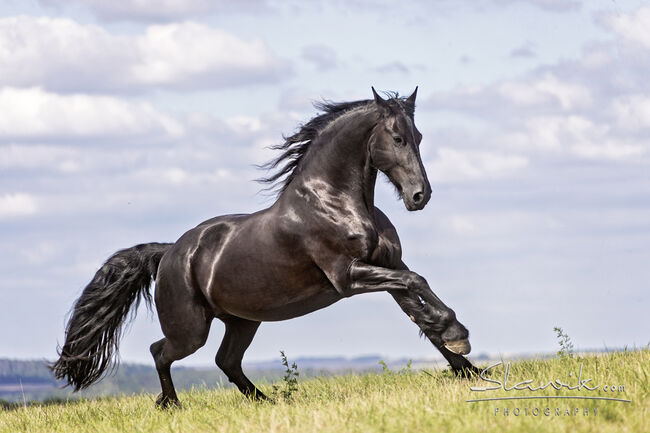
283 108 379 213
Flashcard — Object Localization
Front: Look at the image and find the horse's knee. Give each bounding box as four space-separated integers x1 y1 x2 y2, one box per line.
405 272 428 291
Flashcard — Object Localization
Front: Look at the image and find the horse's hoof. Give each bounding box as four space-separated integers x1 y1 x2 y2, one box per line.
246 389 268 401
444 339 471 355
155 393 182 410
452 364 482 378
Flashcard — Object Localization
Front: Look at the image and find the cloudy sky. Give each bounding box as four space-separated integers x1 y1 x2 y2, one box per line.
1 0 648 367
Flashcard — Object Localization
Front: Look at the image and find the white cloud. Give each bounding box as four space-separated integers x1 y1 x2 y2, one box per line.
223 115 265 134
498 73 591 110
496 0 581 12
0 144 80 172
603 5 650 48
612 95 650 131
39 0 270 21
0 17 131 92
140 166 234 187
163 167 188 185
45 0 269 21
20 242 59 264
524 115 599 149
0 193 38 219
522 115 645 159
423 5 650 164
0 16 289 92
0 87 183 141
446 215 478 236
41 0 203 17
131 22 287 87
0 105 294 218
428 148 529 183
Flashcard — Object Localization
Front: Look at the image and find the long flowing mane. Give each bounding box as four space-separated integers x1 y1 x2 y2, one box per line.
259 92 413 193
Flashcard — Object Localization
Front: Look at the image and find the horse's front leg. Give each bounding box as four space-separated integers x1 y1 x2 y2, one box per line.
389 291 480 377
348 261 478 375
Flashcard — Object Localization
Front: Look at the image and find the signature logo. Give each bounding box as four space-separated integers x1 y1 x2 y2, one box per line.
467 362 630 403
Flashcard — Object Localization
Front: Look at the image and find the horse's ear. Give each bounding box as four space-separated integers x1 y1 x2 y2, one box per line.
407 86 418 105
372 86 387 107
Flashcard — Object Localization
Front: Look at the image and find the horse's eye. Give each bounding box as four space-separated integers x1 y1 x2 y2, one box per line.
393 136 404 145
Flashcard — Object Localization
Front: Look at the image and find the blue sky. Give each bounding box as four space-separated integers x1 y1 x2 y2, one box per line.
0 0 648 366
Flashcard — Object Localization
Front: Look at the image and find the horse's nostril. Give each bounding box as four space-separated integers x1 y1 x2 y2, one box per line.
413 191 423 204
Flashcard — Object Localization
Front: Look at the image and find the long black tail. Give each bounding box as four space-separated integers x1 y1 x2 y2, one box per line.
50 242 173 390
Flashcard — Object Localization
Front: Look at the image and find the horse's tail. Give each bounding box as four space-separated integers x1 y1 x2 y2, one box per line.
49 242 173 390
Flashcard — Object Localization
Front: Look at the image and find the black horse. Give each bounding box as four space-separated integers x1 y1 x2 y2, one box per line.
51 88 478 408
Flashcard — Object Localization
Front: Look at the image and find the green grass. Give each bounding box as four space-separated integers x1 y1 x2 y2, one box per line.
1 349 647 433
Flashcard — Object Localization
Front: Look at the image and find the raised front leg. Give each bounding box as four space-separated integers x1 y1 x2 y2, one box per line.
348 261 471 355
389 291 480 377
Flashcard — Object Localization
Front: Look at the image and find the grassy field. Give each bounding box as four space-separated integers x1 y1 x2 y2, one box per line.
1 349 647 433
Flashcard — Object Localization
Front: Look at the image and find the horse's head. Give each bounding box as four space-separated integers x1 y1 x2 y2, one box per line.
369 87 431 211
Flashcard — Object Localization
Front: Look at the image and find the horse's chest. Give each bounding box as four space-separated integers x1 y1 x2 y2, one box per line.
301 188 378 258
341 222 379 259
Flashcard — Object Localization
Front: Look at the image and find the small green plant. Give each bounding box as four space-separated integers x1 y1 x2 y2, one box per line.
399 359 413 374
553 326 575 358
271 350 299 401
378 359 413 375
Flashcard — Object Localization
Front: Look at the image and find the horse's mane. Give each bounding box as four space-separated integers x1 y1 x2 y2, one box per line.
258 92 413 194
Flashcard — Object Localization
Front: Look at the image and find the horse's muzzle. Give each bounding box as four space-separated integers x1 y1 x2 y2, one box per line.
403 187 431 211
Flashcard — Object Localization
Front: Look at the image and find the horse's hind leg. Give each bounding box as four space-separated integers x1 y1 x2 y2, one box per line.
150 321 211 408
215 316 266 400
151 283 212 408
150 338 181 408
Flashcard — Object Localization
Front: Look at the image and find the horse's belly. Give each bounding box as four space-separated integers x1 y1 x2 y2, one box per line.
220 285 341 321
202 245 343 321
211 272 342 321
